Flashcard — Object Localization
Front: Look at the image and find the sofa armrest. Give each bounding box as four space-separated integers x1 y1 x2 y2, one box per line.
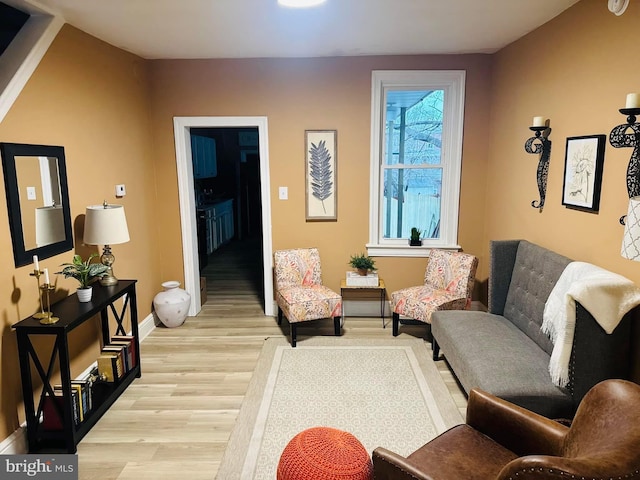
372 448 437 480
570 302 633 406
466 389 568 456
488 240 520 315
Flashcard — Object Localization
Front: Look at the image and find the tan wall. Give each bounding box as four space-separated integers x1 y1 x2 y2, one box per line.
486 1 640 376
0 26 159 440
487 0 640 282
148 55 492 295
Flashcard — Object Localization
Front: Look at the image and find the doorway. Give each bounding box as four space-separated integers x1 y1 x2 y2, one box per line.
173 116 274 317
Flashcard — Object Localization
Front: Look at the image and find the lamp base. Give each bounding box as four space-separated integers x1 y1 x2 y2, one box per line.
100 245 118 286
100 272 119 286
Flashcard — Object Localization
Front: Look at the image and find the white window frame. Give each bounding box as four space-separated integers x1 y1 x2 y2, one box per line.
367 70 466 257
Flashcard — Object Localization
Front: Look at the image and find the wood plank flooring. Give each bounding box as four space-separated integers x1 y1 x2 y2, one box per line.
76 238 467 479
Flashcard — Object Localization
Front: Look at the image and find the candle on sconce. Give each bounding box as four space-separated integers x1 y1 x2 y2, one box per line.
626 93 640 109
532 116 546 127
44 268 50 285
33 255 39 271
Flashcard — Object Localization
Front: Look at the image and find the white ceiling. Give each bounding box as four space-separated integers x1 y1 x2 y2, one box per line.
19 0 582 60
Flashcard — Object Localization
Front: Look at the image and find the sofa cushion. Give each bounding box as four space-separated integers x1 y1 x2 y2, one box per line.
503 241 571 355
431 310 574 418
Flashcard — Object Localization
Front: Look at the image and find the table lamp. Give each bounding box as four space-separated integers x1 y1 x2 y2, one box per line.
83 202 130 286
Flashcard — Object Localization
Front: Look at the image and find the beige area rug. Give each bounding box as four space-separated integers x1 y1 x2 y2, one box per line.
216 337 464 479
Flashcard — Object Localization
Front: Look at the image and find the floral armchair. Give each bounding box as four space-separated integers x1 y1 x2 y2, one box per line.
274 248 342 347
390 249 478 337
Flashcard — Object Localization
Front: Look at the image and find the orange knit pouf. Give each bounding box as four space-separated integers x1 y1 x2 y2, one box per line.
277 427 373 480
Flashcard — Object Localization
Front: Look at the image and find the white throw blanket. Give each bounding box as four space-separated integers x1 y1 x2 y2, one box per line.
542 261 640 388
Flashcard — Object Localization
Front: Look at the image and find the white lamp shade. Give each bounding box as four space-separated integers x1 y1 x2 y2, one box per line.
621 197 640 261
35 205 65 247
83 204 130 245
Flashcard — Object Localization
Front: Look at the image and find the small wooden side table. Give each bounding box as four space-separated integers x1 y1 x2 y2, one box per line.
340 279 387 328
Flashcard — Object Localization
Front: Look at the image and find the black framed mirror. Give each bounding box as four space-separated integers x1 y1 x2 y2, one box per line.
1 142 73 267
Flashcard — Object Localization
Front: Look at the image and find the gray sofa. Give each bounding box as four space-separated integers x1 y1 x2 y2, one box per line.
431 239 635 418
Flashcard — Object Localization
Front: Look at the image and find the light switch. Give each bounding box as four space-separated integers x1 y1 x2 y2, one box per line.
116 184 126 197
279 186 288 200
26 186 36 200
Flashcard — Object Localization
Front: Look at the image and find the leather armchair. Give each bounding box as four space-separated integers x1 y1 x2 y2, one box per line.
373 379 640 479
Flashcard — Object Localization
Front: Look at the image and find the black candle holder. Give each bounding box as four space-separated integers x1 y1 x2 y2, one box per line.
524 125 552 211
610 107 640 224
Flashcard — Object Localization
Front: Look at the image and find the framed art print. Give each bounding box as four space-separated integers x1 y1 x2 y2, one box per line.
562 134 606 212
305 130 337 221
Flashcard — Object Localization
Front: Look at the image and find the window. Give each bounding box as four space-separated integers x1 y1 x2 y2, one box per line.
367 70 466 256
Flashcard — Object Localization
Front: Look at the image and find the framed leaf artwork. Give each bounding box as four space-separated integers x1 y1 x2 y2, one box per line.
305 130 337 221
562 134 606 212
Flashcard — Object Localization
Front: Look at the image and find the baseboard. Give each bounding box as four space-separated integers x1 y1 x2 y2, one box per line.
0 425 27 454
1 313 156 454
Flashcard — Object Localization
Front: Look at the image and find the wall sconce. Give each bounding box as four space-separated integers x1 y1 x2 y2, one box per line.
611 93 640 260
610 93 640 225
83 202 130 286
524 116 552 211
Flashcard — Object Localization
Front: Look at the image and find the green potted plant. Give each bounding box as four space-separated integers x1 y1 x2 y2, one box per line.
409 227 423 246
409 227 422 247
349 253 376 276
56 253 109 302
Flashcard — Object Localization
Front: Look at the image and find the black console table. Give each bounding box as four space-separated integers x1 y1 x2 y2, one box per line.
13 280 140 453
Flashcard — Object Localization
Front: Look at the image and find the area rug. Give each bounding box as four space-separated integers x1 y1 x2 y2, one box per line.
216 337 464 479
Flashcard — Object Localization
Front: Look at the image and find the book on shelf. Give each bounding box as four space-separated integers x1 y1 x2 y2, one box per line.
111 335 137 368
110 335 136 368
42 391 64 431
53 385 80 425
345 271 379 287
70 380 91 420
101 345 126 377
97 353 120 382
45 386 80 428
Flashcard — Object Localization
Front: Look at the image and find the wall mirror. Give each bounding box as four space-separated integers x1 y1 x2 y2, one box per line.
1 142 73 267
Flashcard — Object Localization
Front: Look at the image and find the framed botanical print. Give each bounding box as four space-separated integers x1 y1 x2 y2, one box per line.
562 134 606 212
305 130 337 221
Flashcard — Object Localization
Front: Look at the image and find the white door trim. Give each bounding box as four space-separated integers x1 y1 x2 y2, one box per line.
173 116 274 317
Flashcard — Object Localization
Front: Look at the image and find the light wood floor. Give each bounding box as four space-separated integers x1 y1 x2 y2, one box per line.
76 238 467 480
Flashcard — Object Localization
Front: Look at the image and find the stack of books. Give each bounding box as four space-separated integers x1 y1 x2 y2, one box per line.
97 335 136 382
42 373 94 431
346 271 379 287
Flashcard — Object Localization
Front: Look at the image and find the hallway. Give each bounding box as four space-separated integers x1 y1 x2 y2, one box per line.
199 236 265 318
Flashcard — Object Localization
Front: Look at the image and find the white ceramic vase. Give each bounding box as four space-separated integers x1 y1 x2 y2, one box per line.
153 281 191 328
77 287 92 303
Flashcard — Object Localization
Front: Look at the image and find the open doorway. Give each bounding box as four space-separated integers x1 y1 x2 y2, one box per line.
173 116 274 317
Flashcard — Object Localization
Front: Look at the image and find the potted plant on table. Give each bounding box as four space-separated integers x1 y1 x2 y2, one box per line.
56 253 109 302
348 253 376 276
409 227 423 246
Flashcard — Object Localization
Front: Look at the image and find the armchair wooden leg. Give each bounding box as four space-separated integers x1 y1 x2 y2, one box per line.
291 323 297 348
392 312 400 336
277 307 283 325
334 317 341 336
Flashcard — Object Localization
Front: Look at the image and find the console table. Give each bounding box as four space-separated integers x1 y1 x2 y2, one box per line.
13 280 140 453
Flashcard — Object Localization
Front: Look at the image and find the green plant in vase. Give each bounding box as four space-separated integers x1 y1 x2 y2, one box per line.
349 253 376 276
410 227 423 246
57 253 109 302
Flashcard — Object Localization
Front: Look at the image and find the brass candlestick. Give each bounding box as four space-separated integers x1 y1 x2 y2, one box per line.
30 269 47 320
39 283 59 325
